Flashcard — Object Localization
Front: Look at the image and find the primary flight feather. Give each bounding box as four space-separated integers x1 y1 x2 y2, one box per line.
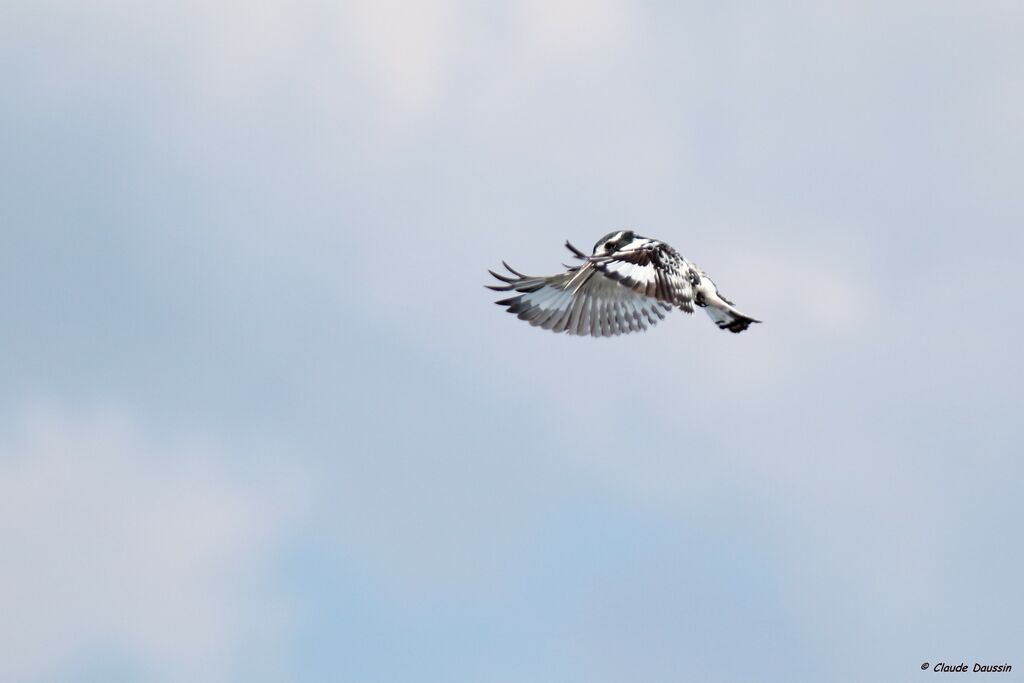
486 230 760 336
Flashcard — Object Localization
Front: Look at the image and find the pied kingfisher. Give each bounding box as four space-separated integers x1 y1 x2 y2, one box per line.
487 230 760 336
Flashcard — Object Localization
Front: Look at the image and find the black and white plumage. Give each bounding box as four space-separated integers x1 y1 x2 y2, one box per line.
487 230 760 336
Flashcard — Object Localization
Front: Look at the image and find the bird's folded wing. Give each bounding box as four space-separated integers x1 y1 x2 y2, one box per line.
591 248 694 311
487 261 672 337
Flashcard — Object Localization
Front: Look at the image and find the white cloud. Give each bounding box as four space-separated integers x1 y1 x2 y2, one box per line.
0 406 297 682
192 0 463 117
341 0 459 116
518 0 633 56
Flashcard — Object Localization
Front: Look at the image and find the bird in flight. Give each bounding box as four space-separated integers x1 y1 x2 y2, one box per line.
487 230 760 337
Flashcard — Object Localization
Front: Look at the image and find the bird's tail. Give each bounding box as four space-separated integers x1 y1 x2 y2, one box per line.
705 305 760 333
696 276 761 333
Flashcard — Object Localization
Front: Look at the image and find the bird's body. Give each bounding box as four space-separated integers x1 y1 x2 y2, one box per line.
487 230 760 336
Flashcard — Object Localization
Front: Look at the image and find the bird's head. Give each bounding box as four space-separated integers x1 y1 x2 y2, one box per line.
594 229 640 255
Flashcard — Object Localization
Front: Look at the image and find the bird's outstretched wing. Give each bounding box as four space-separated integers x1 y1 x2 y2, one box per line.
486 243 672 337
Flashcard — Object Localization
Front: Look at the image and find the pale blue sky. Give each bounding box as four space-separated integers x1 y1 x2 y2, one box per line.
1 1 1022 681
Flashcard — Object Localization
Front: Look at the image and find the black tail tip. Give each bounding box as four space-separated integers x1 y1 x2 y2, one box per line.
721 317 761 333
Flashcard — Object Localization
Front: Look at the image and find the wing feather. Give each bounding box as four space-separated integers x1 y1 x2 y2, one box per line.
593 246 694 313
487 260 670 338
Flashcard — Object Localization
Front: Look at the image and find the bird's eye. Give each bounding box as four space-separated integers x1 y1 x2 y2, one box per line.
606 242 617 251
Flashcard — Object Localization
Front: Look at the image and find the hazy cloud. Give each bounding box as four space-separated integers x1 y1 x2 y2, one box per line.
0 406 298 682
